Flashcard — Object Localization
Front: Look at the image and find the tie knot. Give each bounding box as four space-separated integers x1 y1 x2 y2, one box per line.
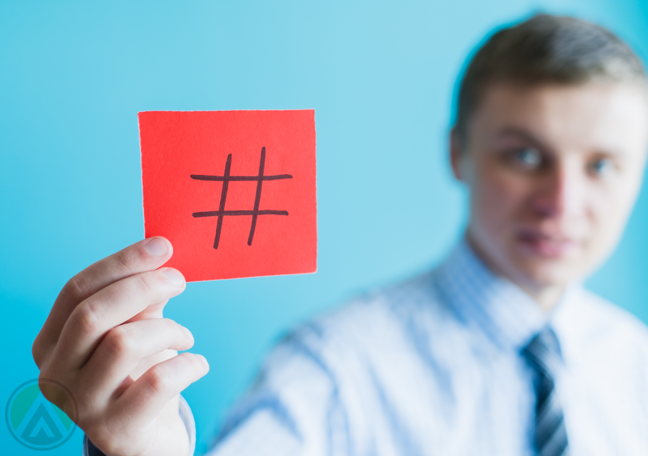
522 325 564 375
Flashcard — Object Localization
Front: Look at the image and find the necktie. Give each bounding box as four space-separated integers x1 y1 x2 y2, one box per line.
522 326 569 456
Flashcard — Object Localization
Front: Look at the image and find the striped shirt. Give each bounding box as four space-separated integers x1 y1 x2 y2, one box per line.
84 239 648 455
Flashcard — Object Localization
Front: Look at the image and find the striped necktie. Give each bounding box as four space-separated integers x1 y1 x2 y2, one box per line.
522 326 568 456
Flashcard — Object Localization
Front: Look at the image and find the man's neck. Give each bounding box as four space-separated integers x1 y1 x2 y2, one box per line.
517 283 566 313
465 233 567 313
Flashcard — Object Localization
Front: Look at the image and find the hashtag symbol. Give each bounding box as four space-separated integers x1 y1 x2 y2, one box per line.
190 147 293 249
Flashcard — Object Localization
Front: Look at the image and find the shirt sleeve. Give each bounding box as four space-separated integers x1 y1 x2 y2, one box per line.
82 394 197 456
204 327 350 456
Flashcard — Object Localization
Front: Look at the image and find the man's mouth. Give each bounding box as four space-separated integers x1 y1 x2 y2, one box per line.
515 228 579 259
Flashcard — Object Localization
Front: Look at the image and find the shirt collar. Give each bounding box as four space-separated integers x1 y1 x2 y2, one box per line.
435 237 565 353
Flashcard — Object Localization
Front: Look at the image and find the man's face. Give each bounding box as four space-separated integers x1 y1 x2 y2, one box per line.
453 82 648 290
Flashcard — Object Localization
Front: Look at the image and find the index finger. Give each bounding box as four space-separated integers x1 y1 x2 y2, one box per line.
35 237 174 355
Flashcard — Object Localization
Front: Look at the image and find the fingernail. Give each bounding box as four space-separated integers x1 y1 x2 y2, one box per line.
161 268 185 286
182 326 193 340
198 355 209 369
144 237 168 257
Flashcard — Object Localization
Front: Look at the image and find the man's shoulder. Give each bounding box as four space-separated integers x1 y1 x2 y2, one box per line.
571 287 648 350
284 269 455 358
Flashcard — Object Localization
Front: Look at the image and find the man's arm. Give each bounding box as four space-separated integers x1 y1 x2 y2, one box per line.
204 328 348 456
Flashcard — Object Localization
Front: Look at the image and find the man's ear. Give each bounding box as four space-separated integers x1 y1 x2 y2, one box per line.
450 126 465 182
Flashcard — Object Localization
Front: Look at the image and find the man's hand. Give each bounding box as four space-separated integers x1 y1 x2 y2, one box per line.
32 237 209 456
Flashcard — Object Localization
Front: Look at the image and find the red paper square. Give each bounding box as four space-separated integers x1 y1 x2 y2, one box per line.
138 110 317 282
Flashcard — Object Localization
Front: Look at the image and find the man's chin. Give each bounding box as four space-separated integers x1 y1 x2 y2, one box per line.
471 233 586 287
510 258 582 289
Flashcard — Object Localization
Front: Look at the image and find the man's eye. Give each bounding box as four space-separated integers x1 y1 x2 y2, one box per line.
511 147 542 168
588 158 614 176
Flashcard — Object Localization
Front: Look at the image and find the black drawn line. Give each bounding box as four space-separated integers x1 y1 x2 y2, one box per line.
192 210 289 217
248 146 266 245
189 174 293 182
213 153 232 249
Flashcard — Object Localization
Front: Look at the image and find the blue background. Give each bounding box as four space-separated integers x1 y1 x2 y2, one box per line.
2 1 648 454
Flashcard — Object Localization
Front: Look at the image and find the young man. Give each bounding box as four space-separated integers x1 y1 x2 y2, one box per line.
33 13 648 456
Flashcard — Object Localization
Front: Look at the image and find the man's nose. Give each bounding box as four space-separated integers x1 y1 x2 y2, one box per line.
529 163 582 219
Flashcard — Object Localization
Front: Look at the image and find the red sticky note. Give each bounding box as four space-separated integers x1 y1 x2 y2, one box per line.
138 110 317 282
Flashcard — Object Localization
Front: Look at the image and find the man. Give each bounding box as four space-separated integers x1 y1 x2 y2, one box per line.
32 13 648 456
